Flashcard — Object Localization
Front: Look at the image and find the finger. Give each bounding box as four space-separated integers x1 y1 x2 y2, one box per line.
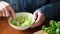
33 11 38 20
4 7 10 17
31 11 41 28
0 5 3 17
0 10 2 17
0 8 5 17
1 1 16 19
7 5 16 19
35 11 41 23
1 2 11 17
31 20 41 28
0 4 6 17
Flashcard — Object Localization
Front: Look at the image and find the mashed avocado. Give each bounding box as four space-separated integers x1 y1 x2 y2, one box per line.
9 14 33 26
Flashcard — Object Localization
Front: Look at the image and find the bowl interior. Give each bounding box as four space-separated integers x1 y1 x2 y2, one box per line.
8 12 35 27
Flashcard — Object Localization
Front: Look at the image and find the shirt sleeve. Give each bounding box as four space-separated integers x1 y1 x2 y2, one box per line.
37 0 60 20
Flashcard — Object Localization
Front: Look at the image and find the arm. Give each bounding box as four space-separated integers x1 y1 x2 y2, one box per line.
37 0 60 19
31 0 60 28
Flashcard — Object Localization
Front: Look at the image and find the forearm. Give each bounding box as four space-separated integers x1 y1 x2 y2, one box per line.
37 0 60 19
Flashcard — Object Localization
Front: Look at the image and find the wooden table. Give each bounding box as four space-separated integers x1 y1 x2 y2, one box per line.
0 17 48 34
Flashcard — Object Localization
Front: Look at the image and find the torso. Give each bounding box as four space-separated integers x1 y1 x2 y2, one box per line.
4 0 46 13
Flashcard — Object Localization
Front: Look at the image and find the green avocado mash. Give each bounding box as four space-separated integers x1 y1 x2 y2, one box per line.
9 14 33 26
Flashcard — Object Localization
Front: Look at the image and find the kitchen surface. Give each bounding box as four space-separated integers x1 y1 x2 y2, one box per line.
0 17 48 34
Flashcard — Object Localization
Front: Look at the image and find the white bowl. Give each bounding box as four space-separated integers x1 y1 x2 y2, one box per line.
8 12 35 30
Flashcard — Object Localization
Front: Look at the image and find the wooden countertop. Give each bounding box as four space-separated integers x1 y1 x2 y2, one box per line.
0 17 48 34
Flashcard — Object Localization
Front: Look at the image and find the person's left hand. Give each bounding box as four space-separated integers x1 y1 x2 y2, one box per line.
31 10 45 28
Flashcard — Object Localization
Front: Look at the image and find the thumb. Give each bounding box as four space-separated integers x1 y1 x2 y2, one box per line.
33 11 38 20
31 11 41 28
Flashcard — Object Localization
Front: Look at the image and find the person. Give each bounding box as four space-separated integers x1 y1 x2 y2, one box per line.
0 0 60 28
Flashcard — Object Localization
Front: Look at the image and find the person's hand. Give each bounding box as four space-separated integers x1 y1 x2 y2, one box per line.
0 1 15 19
31 10 45 28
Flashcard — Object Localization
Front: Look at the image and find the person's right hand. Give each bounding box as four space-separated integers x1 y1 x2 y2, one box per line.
0 1 16 19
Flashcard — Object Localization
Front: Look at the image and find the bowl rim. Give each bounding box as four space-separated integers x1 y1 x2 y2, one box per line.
8 12 35 27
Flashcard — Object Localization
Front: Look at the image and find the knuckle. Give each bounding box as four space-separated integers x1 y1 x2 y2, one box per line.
1 1 10 6
0 8 3 10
